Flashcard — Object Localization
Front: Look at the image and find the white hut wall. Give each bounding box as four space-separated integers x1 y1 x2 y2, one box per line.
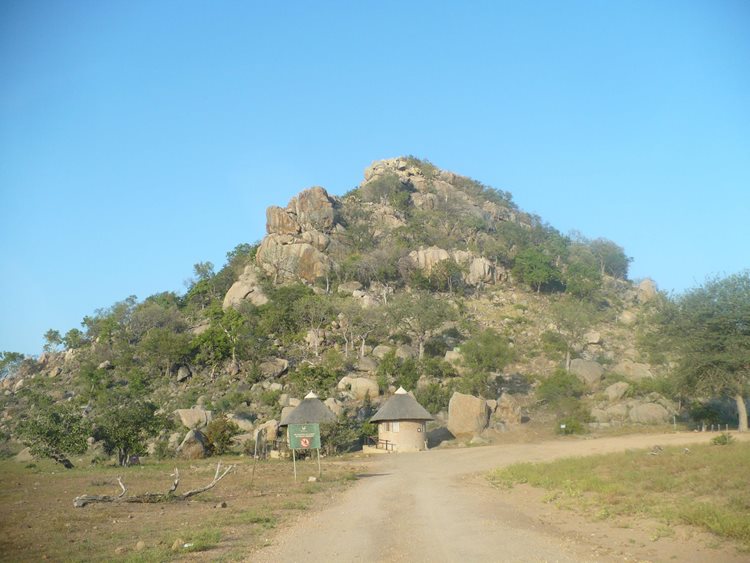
377 420 427 451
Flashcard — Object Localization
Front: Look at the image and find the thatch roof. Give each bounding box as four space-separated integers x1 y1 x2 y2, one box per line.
370 387 433 423
279 391 336 427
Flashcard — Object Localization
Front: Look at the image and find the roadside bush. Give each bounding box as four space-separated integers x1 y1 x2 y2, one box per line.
536 369 585 404
204 414 240 455
555 398 591 435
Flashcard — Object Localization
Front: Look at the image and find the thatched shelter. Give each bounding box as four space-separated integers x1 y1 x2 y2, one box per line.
279 391 336 427
370 387 433 451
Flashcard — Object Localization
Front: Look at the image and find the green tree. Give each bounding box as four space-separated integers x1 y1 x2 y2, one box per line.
295 294 335 357
43 329 63 353
563 260 602 299
0 351 25 380
512 248 561 292
95 398 165 465
588 238 631 279
460 328 514 375
550 297 599 371
17 399 91 468
204 414 241 455
388 291 455 359
659 272 750 431
63 328 86 349
137 328 192 377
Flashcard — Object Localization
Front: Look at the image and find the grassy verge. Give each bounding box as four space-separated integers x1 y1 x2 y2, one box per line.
488 440 750 549
0 454 363 562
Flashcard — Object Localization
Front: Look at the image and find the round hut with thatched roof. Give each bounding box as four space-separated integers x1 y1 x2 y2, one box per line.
370 387 433 452
279 391 336 427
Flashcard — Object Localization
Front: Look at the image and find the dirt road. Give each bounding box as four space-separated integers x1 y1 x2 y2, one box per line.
252 432 749 563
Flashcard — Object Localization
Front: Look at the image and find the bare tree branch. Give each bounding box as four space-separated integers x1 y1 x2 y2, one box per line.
73 463 233 508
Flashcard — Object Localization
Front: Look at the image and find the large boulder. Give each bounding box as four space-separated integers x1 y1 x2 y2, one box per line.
355 357 378 373
467 256 494 285
372 345 393 359
629 402 670 424
569 359 604 388
637 278 658 303
227 413 255 432
495 394 522 424
259 358 289 379
447 392 490 436
324 397 343 416
177 430 209 459
408 246 450 274
254 419 279 442
338 376 379 401
176 365 192 383
605 381 630 402
222 266 269 310
612 360 653 382
174 407 213 429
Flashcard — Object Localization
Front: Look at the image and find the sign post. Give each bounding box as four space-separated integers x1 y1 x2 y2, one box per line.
288 423 322 482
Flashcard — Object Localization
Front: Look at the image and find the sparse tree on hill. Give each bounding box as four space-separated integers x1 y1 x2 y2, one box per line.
389 291 455 359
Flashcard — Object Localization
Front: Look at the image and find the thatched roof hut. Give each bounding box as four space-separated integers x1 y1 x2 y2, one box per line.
279 391 336 427
371 387 433 423
370 387 433 452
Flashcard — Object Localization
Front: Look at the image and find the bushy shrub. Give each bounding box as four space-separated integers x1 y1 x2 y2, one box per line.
204 414 240 455
711 432 735 446
414 383 451 414
537 369 585 404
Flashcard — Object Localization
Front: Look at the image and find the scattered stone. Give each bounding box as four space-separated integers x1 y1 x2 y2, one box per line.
307 476 317 483
135 540 146 551
215 501 227 508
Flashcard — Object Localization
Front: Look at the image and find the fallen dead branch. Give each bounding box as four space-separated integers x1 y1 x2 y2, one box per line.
73 462 234 508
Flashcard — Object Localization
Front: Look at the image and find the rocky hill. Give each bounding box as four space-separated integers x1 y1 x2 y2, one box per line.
1 157 679 462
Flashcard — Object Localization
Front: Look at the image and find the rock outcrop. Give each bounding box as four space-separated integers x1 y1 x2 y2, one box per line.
256 186 338 283
223 265 268 310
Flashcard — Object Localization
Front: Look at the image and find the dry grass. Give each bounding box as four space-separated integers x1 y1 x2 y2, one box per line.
0 454 364 562
488 439 750 550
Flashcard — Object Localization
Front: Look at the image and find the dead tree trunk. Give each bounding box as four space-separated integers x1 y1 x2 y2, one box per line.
73 463 233 508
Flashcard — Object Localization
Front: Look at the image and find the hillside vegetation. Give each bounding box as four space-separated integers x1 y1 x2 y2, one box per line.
1 157 747 465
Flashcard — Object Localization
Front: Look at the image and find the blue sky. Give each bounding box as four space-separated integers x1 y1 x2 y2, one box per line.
1 1 748 355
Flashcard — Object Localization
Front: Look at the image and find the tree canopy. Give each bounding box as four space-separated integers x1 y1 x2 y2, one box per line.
660 272 750 431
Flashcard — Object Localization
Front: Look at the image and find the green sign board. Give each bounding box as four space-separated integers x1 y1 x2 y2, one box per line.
288 423 321 450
